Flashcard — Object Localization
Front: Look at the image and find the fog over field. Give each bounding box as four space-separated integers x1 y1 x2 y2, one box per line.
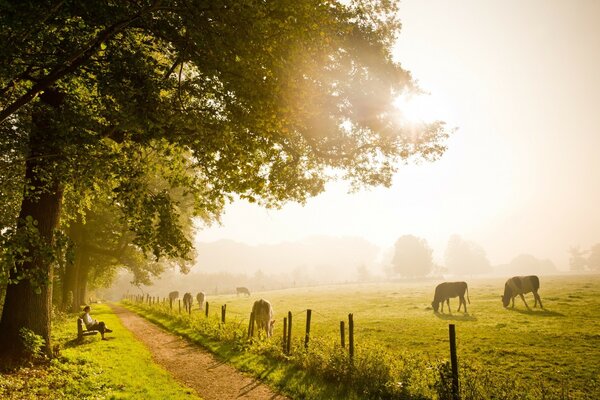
192 0 600 279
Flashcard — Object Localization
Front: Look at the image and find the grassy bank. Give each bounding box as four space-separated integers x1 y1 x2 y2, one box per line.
0 303 200 400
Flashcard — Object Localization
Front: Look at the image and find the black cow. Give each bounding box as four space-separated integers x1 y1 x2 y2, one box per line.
432 281 470 313
502 275 543 309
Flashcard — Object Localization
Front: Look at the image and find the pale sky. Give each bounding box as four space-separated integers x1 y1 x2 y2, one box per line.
196 0 600 269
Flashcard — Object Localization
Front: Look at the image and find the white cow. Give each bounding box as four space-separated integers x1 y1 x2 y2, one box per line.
252 299 275 338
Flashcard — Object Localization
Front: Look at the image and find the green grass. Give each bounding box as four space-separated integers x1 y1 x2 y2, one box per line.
0 303 201 400
128 274 600 399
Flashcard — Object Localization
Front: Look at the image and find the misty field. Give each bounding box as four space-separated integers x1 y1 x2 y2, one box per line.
185 274 600 397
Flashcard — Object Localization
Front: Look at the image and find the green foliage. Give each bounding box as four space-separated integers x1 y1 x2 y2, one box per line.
0 217 56 290
18 328 45 361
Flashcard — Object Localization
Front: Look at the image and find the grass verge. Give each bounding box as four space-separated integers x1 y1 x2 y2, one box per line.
0 303 201 400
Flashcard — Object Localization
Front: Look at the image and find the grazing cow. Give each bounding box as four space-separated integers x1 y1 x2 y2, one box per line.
252 299 275 338
196 292 206 309
236 287 251 296
502 275 543 309
168 291 179 302
183 292 193 312
432 281 470 313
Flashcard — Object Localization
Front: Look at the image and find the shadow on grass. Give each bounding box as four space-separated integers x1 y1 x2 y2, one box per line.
507 308 565 317
433 312 478 322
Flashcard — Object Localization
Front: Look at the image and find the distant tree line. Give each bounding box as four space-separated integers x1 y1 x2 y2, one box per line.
569 244 600 272
388 234 561 278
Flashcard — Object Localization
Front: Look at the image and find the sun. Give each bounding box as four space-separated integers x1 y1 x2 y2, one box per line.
393 92 452 125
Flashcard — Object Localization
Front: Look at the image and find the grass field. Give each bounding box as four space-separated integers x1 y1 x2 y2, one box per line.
152 273 600 398
0 303 200 400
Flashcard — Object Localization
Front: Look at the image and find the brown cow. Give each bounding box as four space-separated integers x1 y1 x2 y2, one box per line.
502 275 543 309
236 287 251 296
431 281 470 313
183 292 193 312
251 299 275 338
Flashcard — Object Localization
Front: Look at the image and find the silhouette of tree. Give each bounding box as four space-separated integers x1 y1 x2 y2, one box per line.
444 234 491 275
505 254 556 275
391 235 433 278
587 244 600 271
568 246 588 271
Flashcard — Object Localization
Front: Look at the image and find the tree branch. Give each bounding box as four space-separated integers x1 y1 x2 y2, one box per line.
0 1 164 124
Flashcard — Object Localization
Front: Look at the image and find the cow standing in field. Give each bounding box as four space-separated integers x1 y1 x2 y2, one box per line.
196 292 205 309
168 291 179 309
432 281 470 313
168 291 179 302
502 275 543 309
252 299 275 338
236 287 251 296
183 292 193 313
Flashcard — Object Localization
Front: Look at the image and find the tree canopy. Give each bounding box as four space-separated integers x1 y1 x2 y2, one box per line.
0 0 449 358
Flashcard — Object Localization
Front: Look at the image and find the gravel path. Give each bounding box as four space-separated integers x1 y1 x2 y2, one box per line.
109 304 290 400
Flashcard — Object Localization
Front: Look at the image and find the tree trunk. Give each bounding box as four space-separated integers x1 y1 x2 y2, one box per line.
62 246 80 313
0 92 65 359
0 175 63 357
76 260 90 309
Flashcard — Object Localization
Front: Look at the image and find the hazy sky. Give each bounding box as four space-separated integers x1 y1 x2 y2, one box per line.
197 0 600 269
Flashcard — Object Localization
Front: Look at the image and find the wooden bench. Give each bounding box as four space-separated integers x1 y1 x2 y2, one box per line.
77 318 99 340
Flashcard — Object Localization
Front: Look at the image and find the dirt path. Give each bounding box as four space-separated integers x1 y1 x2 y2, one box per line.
109 304 290 400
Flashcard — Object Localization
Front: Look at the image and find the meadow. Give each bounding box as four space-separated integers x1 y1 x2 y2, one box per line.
130 273 600 399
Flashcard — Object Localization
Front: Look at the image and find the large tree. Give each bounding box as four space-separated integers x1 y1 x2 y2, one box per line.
57 145 202 312
0 1 448 358
391 235 434 278
444 234 491 276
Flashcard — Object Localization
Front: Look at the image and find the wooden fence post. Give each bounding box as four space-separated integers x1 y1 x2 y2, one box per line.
348 313 354 361
449 324 459 400
247 312 255 338
205 301 209 317
221 304 226 323
286 311 292 355
169 298 173 310
340 321 345 348
283 317 287 352
304 309 312 349
178 299 181 313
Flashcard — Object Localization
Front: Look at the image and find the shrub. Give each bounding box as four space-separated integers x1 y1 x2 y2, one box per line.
19 327 46 361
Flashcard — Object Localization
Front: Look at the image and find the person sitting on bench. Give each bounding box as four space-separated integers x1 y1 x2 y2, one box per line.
81 305 112 340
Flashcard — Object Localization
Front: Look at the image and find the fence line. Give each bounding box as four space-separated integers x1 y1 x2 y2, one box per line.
122 295 462 395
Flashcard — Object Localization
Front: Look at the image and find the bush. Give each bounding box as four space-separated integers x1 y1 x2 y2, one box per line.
19 328 46 361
